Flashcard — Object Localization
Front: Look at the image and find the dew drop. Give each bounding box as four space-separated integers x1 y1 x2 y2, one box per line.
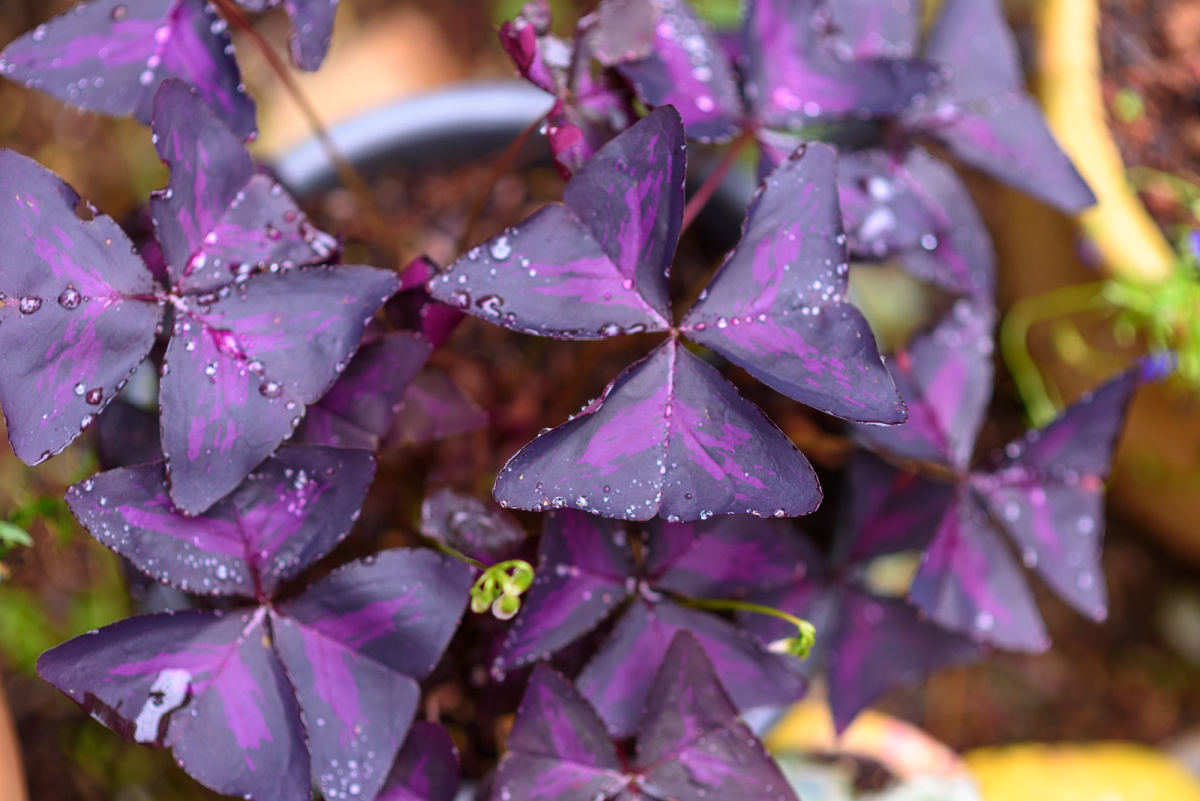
260 381 283 398
85 388 102 405
18 296 42 314
490 236 512 260
57 287 82 309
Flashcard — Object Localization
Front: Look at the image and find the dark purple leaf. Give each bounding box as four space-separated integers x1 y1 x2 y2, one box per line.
385 367 487 448
853 300 995 469
430 107 684 337
0 149 162 465
151 81 337 293
302 331 431 450
159 264 398 514
38 609 310 801
271 611 420 801
494 339 820 521
742 0 942 128
644 516 807 598
915 0 1095 212
633 632 799 801
495 510 633 671
682 143 905 424
377 722 461 801
611 0 746 142
493 666 626 801
419 487 527 566
95 401 164 469
577 599 805 738
837 147 995 297
66 445 376 599
827 0 921 59
833 452 957 565
0 0 256 140
283 0 341 71
909 491 1049 651
972 369 1139 622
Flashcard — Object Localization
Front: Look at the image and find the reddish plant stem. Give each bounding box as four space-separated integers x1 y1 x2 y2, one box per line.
680 129 755 233
456 114 545 253
210 0 397 262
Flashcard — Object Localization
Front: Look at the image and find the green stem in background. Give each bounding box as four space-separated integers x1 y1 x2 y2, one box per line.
999 282 1108 428
427 539 486 572
680 128 755 233
676 596 816 658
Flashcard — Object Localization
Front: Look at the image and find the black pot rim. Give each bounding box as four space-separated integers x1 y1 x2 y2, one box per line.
271 79 556 197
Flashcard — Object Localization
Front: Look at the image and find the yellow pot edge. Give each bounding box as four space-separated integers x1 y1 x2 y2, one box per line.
1036 0 1176 283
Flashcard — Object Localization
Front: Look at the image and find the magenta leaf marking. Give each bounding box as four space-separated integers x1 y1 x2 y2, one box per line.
302 331 431 451
385 366 488 448
151 80 338 293
38 609 311 801
853 300 995 470
610 0 746 143
912 0 1095 212
376 722 462 801
66 445 376 599
973 369 1140 622
0 149 162 466
494 633 799 801
0 0 257 139
837 147 996 299
495 511 634 669
683 142 905 424
160 264 398 514
494 340 820 521
430 107 685 337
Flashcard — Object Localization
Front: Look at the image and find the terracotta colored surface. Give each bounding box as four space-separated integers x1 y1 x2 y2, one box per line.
0 686 27 801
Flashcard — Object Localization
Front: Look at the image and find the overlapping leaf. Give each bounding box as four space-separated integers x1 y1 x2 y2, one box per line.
419 487 527 566
434 109 899 521
376 722 461 801
238 0 341 71
44 447 473 801
837 147 996 299
0 0 256 139
493 632 799 801
0 83 397 513
496 510 806 736
745 454 979 730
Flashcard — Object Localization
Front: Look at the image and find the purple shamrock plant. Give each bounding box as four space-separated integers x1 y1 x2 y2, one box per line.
0 79 397 514
851 303 1141 650
494 510 809 737
0 0 344 141
40 445 474 801
431 105 904 521
744 453 982 731
493 631 800 801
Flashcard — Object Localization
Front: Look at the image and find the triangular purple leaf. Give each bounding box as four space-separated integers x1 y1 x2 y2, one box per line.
611 0 746 142
496 510 634 671
853 300 995 470
377 722 461 801
37 609 310 801
0 0 256 139
66 445 376 599
284 0 341 71
577 600 805 738
742 0 941 128
633 632 800 801
160 264 398 513
973 369 1139 621
916 0 1094 212
910 491 1049 651
644 516 807 599
385 367 487 448
302 331 431 450
494 666 626 801
151 81 337 293
683 143 905 424
838 147 996 297
0 149 162 465
494 340 820 521
419 487 527 567
430 108 683 337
